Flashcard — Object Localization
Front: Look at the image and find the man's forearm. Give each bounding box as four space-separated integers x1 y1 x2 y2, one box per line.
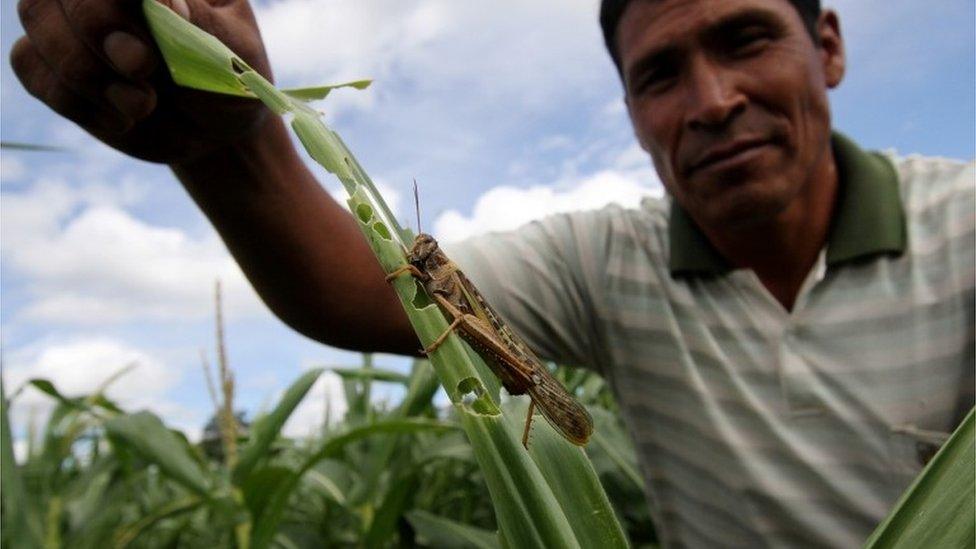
171 115 417 354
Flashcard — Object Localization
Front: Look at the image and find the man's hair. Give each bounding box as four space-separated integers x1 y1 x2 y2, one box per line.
599 0 822 74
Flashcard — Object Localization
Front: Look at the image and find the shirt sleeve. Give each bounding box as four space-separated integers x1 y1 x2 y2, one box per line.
441 208 617 375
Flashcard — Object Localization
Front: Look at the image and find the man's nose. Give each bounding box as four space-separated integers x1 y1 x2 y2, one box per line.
684 57 746 130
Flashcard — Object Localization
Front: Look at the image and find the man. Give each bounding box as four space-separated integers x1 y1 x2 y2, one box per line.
11 0 974 546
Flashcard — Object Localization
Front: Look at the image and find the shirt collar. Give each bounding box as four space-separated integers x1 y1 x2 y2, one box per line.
668 132 907 277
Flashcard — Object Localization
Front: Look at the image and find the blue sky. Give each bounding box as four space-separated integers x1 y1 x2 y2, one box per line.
1 0 973 450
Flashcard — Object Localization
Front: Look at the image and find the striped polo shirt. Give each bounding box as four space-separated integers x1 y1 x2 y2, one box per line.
447 134 975 547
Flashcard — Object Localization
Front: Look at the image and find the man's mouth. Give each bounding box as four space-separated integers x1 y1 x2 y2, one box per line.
687 137 773 175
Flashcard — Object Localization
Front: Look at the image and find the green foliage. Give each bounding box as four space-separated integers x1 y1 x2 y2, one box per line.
105 412 213 498
234 368 323 484
5 352 970 547
407 510 500 548
1 357 654 547
864 407 975 548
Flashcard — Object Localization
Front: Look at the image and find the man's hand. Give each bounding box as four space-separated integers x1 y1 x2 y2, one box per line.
11 0 271 165
9 0 420 357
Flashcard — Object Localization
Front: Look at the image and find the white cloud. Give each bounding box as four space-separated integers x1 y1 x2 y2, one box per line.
1 177 262 324
433 167 662 242
4 337 193 436
256 0 610 113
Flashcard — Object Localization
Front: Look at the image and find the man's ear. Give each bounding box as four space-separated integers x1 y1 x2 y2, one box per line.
817 10 846 89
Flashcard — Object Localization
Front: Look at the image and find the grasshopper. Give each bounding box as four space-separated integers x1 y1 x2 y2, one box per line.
385 191 593 447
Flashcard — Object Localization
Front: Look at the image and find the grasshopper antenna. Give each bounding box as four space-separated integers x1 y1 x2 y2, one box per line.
413 178 422 235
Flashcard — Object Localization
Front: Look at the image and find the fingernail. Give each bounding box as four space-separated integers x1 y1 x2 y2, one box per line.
105 82 155 121
170 0 190 20
103 32 155 79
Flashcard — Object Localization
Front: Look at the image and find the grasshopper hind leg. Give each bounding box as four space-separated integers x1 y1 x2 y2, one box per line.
423 316 464 354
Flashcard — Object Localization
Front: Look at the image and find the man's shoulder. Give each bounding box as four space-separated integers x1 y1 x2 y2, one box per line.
541 194 671 228
884 151 974 270
885 150 975 211
491 195 672 246
446 195 672 274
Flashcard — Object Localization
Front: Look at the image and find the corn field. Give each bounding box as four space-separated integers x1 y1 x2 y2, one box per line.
1 2 972 548
0 351 657 548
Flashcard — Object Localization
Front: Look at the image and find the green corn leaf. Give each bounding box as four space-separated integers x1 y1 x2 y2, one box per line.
25 379 69 404
1 373 42 548
864 407 975 548
588 407 643 490
248 417 456 549
505 400 628 549
291 111 357 182
398 360 441 417
104 411 212 497
142 0 250 96
299 418 457 474
242 465 295 523
348 360 437 507
413 432 476 463
281 80 373 101
233 368 323 485
0 141 64 151
25 375 126 416
460 410 581 549
406 510 501 549
302 459 355 505
329 367 410 385
364 473 419 548
112 495 203 548
238 68 293 115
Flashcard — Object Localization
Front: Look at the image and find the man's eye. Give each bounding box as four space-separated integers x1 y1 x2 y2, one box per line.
633 66 677 95
731 28 772 56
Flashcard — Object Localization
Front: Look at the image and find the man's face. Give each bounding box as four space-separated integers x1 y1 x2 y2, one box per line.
619 0 844 230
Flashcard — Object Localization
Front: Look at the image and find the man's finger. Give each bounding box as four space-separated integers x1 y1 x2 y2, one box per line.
57 0 158 80
18 0 157 122
19 0 113 98
10 36 134 135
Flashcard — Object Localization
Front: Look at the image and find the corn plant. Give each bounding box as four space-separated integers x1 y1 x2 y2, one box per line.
0 359 471 548
0 313 654 547
863 407 974 548
140 2 629 547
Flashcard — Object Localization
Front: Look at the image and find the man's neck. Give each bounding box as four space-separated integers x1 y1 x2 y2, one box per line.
701 147 839 311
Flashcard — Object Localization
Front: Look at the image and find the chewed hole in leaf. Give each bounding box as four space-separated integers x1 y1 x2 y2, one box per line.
356 204 373 223
457 377 500 415
411 280 433 309
231 57 247 75
372 221 391 240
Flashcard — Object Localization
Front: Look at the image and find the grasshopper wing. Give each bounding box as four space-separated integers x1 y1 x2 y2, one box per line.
455 271 594 445
524 355 594 445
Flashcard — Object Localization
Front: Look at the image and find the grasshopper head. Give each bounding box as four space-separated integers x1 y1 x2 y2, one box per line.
407 233 442 267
